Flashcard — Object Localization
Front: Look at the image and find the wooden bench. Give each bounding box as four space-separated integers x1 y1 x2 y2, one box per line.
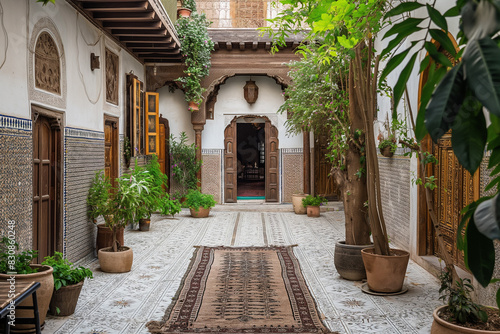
0 281 41 334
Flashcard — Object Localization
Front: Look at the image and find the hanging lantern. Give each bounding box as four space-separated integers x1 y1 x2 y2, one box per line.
243 80 259 104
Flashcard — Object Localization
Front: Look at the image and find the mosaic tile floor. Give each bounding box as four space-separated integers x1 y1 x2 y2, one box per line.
44 208 441 334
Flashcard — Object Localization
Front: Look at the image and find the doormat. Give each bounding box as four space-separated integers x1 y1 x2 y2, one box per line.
147 246 333 334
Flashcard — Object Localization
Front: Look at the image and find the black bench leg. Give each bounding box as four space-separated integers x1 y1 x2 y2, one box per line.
32 291 41 334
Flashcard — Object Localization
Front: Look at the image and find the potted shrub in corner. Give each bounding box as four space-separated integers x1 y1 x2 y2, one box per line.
87 171 124 252
302 195 327 217
0 238 54 330
175 5 214 111
185 189 216 218
42 252 93 316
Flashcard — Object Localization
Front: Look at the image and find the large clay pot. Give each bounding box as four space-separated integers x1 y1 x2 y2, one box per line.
361 247 409 293
49 280 84 316
334 241 371 281
96 224 124 252
190 207 210 218
98 246 133 273
139 218 150 231
431 305 500 333
177 8 192 18
306 205 320 217
0 265 54 330
291 194 308 214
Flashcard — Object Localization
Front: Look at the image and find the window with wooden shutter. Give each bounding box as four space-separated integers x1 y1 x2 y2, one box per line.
128 76 144 156
145 92 159 155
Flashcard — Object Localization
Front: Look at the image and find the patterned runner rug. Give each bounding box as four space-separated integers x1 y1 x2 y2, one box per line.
147 246 333 334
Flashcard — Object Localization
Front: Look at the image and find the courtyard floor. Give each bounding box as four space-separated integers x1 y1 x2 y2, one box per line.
44 204 441 334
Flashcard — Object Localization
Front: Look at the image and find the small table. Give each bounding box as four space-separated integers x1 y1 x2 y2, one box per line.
0 281 41 334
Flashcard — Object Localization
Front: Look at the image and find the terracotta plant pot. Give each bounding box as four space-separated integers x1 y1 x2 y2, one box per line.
96 224 124 252
188 101 199 111
291 193 308 214
361 247 409 293
190 207 210 218
334 241 371 281
431 305 500 333
306 205 320 217
98 246 133 273
139 218 150 231
0 265 54 330
177 8 192 18
380 146 394 157
49 280 84 316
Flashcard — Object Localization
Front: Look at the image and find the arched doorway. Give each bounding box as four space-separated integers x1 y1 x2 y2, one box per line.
224 116 279 203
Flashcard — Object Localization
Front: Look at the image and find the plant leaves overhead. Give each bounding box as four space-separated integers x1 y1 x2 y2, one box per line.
466 215 495 288
384 2 424 19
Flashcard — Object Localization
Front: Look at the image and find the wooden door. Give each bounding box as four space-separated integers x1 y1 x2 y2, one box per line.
104 117 118 188
432 133 479 269
314 133 337 200
265 121 279 202
33 116 58 263
224 120 237 203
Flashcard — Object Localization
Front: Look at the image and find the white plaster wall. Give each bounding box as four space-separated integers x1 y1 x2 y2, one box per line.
375 2 460 258
203 75 302 149
157 85 195 143
0 1 145 134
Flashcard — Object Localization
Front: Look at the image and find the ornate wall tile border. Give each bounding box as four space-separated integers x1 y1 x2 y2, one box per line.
28 17 67 109
0 114 32 131
282 148 303 154
202 149 222 155
65 127 104 140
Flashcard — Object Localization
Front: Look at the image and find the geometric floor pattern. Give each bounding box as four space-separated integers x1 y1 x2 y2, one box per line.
44 208 441 334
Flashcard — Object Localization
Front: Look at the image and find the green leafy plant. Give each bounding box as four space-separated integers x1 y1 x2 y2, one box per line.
302 195 327 207
160 194 182 217
124 136 131 167
184 189 216 210
41 252 93 291
175 12 214 105
86 171 112 223
180 0 196 11
170 132 201 196
438 268 487 324
133 156 168 221
0 237 38 274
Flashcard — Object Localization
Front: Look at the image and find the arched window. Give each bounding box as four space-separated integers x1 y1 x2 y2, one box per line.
35 32 61 95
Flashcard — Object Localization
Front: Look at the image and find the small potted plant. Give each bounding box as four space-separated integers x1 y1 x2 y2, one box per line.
87 171 124 251
377 132 397 157
177 0 196 18
302 195 327 217
184 189 217 218
42 252 93 316
0 237 54 330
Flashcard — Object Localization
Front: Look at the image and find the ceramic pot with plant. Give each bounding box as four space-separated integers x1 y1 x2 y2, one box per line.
42 252 93 316
377 134 397 157
0 237 54 329
177 0 195 18
302 195 327 217
185 189 217 218
87 171 124 252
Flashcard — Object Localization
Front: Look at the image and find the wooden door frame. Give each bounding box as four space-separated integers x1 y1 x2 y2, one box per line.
104 115 119 188
31 104 64 260
224 115 279 203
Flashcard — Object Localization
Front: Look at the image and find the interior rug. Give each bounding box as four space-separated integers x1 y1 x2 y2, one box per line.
147 246 333 334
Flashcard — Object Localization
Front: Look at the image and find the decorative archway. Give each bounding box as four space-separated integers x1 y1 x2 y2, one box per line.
224 115 279 203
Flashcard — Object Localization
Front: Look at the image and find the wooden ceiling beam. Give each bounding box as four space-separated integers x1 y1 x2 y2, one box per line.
82 1 149 12
120 36 173 43
132 48 179 53
112 29 167 37
103 21 162 29
127 43 176 49
140 53 182 58
93 11 156 21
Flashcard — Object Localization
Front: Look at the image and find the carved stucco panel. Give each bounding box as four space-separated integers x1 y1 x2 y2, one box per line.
105 48 119 105
29 17 66 109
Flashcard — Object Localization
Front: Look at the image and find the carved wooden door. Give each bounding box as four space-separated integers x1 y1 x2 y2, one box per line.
33 116 58 263
314 133 337 200
433 133 479 269
104 117 118 188
265 121 279 202
224 121 237 203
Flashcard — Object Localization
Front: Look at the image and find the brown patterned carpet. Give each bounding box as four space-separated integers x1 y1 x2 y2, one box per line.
147 246 333 334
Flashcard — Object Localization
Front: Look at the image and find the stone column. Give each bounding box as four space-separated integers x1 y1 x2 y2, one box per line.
303 130 311 194
193 124 204 187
